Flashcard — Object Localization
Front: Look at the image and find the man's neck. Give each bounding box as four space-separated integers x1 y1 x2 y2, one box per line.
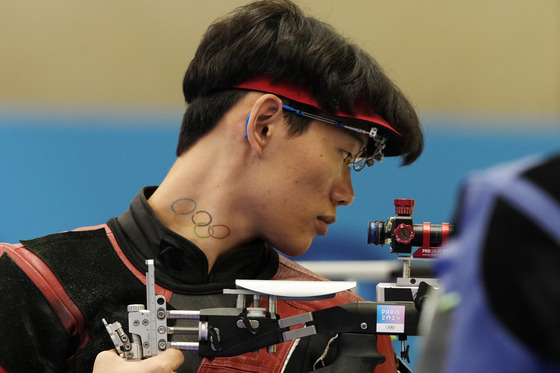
147 151 257 271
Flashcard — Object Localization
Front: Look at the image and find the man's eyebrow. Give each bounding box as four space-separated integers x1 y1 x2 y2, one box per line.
353 131 368 149
342 127 368 150
327 115 369 150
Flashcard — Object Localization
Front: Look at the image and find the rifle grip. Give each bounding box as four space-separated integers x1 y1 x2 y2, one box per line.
311 333 385 373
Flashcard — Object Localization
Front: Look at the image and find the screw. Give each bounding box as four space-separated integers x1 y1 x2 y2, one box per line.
158 326 167 334
133 320 140 327
142 319 149 326
157 308 166 320
360 322 368 330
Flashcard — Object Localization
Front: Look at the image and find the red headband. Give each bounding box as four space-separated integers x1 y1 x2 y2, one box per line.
234 76 400 136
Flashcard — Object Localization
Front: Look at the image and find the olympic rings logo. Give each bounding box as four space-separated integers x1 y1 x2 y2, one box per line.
385 325 395 330
171 198 231 239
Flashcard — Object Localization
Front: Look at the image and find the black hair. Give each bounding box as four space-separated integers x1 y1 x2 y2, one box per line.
177 0 423 165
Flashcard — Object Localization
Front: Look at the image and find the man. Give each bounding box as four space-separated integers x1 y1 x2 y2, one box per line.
417 153 560 372
0 1 423 372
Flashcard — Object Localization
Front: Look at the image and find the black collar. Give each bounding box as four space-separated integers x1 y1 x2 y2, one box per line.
107 187 279 294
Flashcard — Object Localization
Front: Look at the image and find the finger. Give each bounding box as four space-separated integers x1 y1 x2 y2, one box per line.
142 348 185 372
93 349 127 372
94 349 121 362
159 348 185 369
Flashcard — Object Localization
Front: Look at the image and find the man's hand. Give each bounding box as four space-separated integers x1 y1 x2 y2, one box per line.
93 348 184 373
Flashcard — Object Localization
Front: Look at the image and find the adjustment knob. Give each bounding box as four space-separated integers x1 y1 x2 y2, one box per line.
127 304 146 312
394 199 415 215
394 223 415 244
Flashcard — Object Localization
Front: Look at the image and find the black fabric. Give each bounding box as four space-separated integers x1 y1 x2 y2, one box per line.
21 229 147 372
0 253 70 373
522 154 560 206
10 226 266 373
482 197 560 364
108 187 279 294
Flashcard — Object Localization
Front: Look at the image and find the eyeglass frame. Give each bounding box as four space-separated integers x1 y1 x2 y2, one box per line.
243 104 387 171
282 104 386 171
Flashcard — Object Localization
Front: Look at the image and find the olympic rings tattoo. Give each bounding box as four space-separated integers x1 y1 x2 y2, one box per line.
192 211 212 226
171 198 231 240
171 198 197 215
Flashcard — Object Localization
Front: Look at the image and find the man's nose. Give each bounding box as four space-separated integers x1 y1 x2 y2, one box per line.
331 167 355 206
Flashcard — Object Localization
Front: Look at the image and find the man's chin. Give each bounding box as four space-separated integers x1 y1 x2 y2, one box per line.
274 242 311 258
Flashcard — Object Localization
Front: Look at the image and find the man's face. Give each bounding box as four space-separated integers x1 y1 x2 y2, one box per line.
253 118 367 257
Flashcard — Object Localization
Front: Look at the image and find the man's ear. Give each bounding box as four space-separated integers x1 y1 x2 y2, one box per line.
245 94 284 156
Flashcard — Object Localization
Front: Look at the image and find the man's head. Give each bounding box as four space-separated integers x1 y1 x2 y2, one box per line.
165 0 425 256
177 0 423 166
